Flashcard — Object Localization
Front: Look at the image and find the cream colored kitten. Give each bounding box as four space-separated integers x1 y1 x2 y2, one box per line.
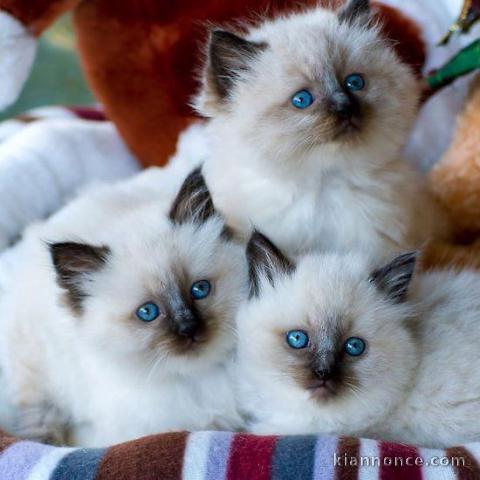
237 231 480 448
0 169 246 447
194 0 449 257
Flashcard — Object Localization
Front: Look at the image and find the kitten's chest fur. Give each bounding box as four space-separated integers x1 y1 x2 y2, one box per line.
66 355 240 446
205 149 440 256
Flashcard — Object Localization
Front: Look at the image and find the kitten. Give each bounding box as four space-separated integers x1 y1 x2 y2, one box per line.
0 169 246 447
194 0 449 257
237 231 480 448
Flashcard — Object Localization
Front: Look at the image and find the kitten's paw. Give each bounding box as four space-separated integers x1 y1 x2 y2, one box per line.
14 403 68 445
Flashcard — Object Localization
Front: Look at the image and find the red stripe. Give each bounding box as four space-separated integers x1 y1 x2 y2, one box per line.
226 434 277 480
67 106 107 121
380 442 423 480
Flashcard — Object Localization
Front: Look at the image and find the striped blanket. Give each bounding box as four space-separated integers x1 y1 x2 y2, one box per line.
0 430 479 480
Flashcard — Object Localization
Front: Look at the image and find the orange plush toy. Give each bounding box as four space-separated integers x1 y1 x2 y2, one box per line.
0 0 425 167
421 75 480 270
430 76 480 243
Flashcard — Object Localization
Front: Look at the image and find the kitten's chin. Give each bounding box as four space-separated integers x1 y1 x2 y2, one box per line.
165 334 234 374
337 118 361 136
307 379 338 402
172 332 210 354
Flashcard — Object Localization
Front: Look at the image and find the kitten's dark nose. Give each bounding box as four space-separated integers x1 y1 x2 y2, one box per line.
314 368 332 381
171 309 198 338
328 91 358 119
176 320 198 338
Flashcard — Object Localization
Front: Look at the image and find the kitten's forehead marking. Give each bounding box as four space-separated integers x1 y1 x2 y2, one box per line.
312 315 342 352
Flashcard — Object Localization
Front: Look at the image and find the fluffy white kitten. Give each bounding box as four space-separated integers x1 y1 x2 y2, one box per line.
237 231 480 448
0 169 246 447
194 0 449 256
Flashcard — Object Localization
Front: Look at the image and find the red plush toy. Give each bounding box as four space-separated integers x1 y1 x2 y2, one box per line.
0 0 425 167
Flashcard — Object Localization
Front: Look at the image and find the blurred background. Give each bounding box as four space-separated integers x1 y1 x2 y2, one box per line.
0 15 94 121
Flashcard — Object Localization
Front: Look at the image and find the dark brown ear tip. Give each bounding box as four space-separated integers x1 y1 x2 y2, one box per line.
183 166 205 187
247 228 285 254
206 26 268 99
247 229 277 257
246 228 296 297
369 250 418 304
394 251 419 268
48 241 110 261
248 229 269 247
169 167 216 225
48 241 78 265
48 241 110 314
210 29 238 42
338 0 371 24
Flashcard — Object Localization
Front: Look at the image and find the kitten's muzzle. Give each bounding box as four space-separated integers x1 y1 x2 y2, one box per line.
308 375 337 400
307 358 339 399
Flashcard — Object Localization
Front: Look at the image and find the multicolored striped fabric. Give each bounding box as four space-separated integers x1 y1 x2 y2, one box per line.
1 430 480 480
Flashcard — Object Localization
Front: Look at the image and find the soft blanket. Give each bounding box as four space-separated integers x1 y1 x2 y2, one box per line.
0 430 478 480
0 107 140 250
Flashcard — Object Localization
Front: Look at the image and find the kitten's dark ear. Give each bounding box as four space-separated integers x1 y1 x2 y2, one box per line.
369 251 417 303
196 30 266 115
208 30 266 100
49 242 110 314
338 0 370 24
169 168 216 225
247 230 295 297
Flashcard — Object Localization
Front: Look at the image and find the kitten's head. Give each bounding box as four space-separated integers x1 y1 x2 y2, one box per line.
49 169 247 375
238 231 419 431
195 0 419 168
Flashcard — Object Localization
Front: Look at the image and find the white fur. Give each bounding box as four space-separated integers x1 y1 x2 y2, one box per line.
194 6 449 257
0 11 37 110
0 168 246 447
0 120 139 251
236 251 480 448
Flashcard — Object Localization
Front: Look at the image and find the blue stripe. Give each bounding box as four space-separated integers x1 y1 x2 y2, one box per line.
205 431 234 479
272 435 317 480
50 448 105 480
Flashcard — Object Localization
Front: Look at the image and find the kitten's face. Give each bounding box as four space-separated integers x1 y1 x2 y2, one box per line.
239 233 418 430
50 170 247 375
196 1 419 165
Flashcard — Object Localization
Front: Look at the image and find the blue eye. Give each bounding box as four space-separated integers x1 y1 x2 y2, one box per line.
344 337 366 357
191 280 211 300
286 330 309 349
291 90 314 109
345 73 365 92
136 302 160 322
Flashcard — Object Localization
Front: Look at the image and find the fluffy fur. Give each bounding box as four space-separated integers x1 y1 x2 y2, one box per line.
237 232 480 448
0 169 246 447
194 1 449 257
